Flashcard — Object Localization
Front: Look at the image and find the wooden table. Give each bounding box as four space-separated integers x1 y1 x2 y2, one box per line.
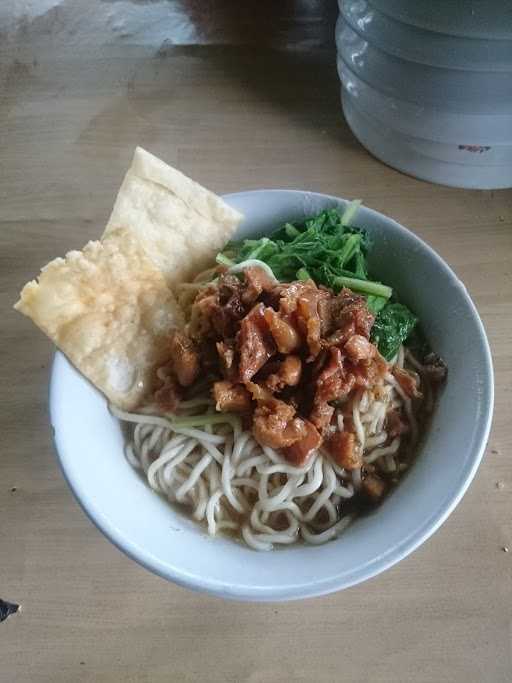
1 3 511 681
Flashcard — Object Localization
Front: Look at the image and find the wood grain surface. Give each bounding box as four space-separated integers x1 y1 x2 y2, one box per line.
1 3 511 682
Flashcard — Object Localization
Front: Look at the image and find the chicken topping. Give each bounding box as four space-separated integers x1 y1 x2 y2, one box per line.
315 347 356 403
265 355 302 392
213 381 252 413
238 304 276 382
178 267 436 470
263 307 301 354
216 340 237 380
252 399 307 449
326 431 362 470
283 420 322 467
393 366 422 399
154 371 182 412
344 334 376 362
242 266 276 306
169 331 200 387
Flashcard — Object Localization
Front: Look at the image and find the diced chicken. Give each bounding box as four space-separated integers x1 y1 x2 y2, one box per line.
317 376 355 404
348 351 388 388
361 473 386 502
326 431 362 470
169 331 200 387
252 399 307 449
344 334 377 362
275 280 316 315
279 355 302 386
238 304 275 382
222 295 245 328
186 266 402 490
315 347 355 403
154 371 182 412
373 352 389 377
217 273 243 304
216 275 246 337
274 281 330 358
245 381 274 403
317 295 332 336
328 288 375 339
317 345 343 382
309 401 334 433
213 381 252 413
393 366 422 399
190 274 247 342
195 338 220 372
216 341 237 380
296 291 325 358
265 355 302 392
218 275 244 313
283 420 322 467
242 266 276 305
263 307 301 354
325 325 355 347
189 293 219 340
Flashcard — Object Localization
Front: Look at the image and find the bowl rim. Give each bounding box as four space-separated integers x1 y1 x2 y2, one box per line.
49 189 494 601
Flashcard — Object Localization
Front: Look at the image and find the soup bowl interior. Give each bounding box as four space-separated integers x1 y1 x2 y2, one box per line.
50 190 493 601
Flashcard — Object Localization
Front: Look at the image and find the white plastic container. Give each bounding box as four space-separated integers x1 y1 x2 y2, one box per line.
337 0 512 188
369 0 512 40
341 0 512 71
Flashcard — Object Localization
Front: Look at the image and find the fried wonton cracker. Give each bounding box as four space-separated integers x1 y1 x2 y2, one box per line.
103 147 243 287
15 229 184 409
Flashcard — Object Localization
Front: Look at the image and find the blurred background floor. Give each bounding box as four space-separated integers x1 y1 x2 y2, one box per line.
1 2 511 682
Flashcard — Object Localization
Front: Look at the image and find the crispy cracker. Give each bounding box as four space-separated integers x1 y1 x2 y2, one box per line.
103 147 243 287
15 229 184 409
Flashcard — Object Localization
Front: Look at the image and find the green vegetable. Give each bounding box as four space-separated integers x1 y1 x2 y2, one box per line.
329 275 392 299
216 253 235 267
217 207 418 358
371 303 418 361
296 267 311 281
218 208 383 295
341 199 362 227
366 295 389 314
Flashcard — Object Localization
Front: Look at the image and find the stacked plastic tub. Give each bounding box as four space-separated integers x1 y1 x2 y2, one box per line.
337 0 512 188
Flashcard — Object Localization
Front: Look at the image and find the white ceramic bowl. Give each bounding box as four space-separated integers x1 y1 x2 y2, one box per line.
50 190 493 601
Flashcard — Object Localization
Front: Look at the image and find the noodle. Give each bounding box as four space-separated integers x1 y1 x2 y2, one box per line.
112 346 425 550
